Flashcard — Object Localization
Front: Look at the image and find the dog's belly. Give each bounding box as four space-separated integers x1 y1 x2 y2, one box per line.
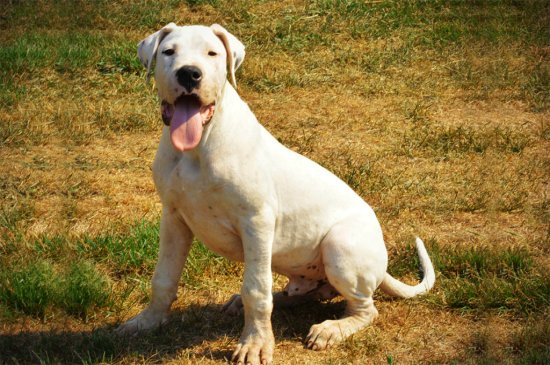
183 209 328 274
273 250 338 298
272 245 325 278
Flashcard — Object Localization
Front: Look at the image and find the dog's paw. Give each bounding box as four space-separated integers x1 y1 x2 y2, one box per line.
305 320 347 351
232 332 274 365
116 308 168 336
221 294 244 316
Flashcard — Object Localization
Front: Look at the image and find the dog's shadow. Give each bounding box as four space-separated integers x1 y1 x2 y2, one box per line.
0 300 346 364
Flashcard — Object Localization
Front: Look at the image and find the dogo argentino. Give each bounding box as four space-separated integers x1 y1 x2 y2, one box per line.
117 23 436 365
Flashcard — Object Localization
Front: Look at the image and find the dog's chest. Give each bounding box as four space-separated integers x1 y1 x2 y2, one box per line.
154 151 245 261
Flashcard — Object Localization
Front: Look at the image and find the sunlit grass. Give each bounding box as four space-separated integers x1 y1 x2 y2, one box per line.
400 125 532 156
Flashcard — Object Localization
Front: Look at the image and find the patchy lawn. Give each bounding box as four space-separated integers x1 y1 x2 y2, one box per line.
0 1 548 364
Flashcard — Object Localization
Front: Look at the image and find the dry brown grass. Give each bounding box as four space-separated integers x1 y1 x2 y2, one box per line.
1 1 548 364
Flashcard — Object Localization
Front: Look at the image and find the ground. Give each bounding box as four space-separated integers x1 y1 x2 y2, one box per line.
0 1 548 364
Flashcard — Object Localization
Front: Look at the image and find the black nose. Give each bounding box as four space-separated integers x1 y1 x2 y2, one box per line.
176 65 202 91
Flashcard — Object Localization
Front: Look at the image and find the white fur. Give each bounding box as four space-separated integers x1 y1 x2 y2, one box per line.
118 24 435 365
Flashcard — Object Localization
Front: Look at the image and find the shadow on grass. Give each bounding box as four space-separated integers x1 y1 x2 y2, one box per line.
0 300 347 364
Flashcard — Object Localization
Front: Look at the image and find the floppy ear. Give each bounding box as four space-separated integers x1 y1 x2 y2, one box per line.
137 22 177 82
210 24 245 89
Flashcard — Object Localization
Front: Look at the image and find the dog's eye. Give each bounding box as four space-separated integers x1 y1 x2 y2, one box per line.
162 49 175 56
208 51 217 56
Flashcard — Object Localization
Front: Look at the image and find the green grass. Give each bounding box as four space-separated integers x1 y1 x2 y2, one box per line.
61 261 112 318
2 0 182 31
2 219 546 320
0 258 112 319
78 222 161 276
2 0 546 105
303 0 547 45
0 32 143 80
0 260 57 317
0 220 238 321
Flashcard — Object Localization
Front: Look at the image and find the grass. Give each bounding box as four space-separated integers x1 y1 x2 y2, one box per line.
0 220 240 324
0 260 57 318
387 239 548 314
0 257 112 320
399 125 532 156
0 0 548 364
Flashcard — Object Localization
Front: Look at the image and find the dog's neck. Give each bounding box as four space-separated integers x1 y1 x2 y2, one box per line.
198 81 261 156
162 80 263 172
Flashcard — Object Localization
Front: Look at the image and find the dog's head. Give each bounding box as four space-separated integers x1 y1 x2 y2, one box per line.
137 24 245 151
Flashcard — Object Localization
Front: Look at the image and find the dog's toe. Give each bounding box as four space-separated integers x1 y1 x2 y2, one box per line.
231 333 274 365
116 308 167 335
305 320 344 351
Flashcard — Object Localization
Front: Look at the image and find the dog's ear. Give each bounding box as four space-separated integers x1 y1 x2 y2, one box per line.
137 23 177 82
211 24 245 89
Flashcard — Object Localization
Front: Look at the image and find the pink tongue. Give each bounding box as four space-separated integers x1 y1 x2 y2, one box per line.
170 97 204 151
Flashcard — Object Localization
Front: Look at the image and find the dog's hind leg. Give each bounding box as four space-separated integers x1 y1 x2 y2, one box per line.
222 284 337 316
222 291 309 316
305 214 387 350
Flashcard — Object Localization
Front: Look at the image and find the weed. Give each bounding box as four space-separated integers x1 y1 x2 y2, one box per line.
522 60 549 112
404 99 433 124
399 125 532 158
78 221 160 276
510 314 550 365
32 236 70 259
0 260 57 317
0 200 34 235
59 261 112 318
97 41 143 75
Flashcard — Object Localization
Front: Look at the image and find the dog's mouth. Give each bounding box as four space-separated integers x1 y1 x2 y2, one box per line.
161 95 215 152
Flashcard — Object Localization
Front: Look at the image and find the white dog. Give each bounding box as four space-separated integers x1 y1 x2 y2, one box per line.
117 23 435 365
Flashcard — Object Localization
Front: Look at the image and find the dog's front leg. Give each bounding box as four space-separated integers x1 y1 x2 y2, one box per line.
232 212 275 365
117 207 193 334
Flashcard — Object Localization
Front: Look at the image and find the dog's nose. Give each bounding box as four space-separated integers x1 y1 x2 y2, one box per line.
176 65 202 91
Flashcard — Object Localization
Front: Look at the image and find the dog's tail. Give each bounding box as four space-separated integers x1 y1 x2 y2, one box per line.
379 237 436 298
